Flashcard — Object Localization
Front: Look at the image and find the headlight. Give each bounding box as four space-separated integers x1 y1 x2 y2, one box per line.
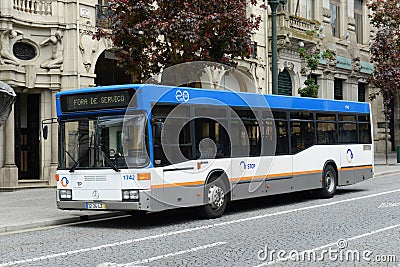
129 190 139 200
122 190 139 201
59 189 72 200
123 190 130 200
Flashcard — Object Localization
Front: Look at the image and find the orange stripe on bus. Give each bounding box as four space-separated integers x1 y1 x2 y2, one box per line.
150 165 372 189
230 170 321 182
340 165 372 171
354 165 373 170
151 180 204 189
292 169 321 176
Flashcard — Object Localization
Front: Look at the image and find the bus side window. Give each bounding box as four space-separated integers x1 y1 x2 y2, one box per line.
358 123 371 144
231 108 261 157
194 118 230 159
275 120 289 155
338 123 357 144
290 121 315 154
317 122 337 144
152 123 169 167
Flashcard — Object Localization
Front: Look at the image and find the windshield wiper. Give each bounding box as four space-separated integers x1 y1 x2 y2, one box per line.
100 149 120 172
65 150 78 165
69 147 120 172
69 147 90 173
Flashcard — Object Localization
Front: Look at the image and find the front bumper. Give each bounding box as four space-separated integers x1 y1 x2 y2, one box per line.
57 190 152 211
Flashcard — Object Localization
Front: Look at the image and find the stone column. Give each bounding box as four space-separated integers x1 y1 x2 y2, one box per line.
344 77 358 101
0 104 18 187
49 90 59 186
372 88 390 153
319 72 334 99
320 0 335 51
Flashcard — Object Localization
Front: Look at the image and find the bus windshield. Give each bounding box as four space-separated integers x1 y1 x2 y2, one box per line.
59 114 149 170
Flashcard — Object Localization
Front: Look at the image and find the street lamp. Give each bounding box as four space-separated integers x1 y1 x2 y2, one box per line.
268 0 286 95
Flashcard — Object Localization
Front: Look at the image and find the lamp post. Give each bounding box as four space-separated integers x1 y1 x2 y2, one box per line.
268 0 286 95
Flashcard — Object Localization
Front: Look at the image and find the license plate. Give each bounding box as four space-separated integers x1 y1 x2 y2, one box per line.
85 202 106 209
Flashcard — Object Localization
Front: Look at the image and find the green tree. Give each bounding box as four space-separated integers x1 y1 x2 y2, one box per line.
95 0 264 83
368 0 400 163
298 47 335 98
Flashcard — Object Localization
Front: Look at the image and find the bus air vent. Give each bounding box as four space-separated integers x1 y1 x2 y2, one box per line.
84 175 107 182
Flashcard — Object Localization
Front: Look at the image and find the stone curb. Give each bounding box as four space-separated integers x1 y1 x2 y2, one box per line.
374 171 400 178
0 211 126 234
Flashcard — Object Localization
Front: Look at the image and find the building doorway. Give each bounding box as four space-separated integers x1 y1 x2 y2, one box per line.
15 93 40 179
278 69 292 96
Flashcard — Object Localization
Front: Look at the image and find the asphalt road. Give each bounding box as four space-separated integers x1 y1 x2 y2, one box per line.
0 173 399 267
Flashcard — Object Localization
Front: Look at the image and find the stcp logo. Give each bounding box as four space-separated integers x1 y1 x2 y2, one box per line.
60 177 69 187
346 149 354 163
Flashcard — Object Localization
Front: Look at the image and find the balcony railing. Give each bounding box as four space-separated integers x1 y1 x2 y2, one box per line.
289 15 319 35
274 12 320 45
13 0 53 16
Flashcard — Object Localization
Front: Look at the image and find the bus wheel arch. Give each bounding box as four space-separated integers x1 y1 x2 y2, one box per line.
318 161 338 198
323 160 338 177
198 170 230 218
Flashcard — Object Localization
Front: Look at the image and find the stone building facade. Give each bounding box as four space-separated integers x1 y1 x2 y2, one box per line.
237 0 387 154
0 0 114 188
268 0 390 153
263 0 388 153
0 0 389 188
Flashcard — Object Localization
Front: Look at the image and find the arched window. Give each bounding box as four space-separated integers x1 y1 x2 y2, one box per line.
95 51 131 86
278 69 292 96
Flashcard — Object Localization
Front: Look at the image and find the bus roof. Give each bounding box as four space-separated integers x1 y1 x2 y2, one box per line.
56 84 370 117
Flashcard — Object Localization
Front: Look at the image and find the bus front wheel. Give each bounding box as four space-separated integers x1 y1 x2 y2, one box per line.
198 176 228 219
318 165 337 198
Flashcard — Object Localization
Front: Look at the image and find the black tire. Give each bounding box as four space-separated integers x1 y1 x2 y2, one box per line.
197 175 228 219
318 165 337 198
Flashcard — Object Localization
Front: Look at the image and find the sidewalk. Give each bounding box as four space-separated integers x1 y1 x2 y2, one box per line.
0 155 398 234
374 152 400 177
0 189 124 234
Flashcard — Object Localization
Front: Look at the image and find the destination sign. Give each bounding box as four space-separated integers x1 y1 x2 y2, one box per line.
60 89 135 113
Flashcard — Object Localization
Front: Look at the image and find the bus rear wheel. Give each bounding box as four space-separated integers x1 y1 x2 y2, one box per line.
318 165 337 198
197 176 228 219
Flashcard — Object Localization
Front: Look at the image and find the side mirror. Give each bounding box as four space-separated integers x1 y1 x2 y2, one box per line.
43 125 48 140
41 118 57 141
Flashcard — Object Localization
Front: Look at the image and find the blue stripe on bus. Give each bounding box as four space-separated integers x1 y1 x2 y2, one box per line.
56 84 370 117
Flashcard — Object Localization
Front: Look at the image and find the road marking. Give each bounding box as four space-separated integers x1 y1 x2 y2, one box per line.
255 223 400 266
1 188 399 266
97 242 227 267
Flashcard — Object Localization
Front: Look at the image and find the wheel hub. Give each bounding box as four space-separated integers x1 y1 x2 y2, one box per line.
208 185 225 210
325 171 335 192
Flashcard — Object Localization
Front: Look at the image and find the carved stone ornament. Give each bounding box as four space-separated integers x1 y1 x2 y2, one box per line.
40 31 63 70
80 33 99 72
0 29 23 66
284 61 295 71
352 57 361 73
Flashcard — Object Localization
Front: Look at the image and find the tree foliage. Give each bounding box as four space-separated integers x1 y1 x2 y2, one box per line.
95 0 263 82
368 0 400 119
298 47 335 98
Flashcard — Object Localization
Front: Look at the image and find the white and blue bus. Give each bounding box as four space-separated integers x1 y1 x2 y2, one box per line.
53 84 373 218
